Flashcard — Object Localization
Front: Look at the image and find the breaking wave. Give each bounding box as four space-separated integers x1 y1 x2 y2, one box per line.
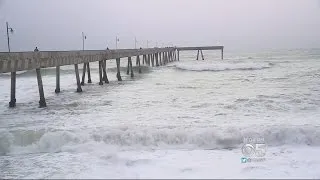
1 125 320 156
175 61 274 72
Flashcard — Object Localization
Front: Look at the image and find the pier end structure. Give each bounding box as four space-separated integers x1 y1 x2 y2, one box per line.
176 46 224 60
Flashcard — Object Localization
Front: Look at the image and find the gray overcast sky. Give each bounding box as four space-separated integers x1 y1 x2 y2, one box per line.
0 0 320 52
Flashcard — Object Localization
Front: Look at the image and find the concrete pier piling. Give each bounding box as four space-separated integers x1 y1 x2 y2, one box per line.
74 64 82 92
146 55 148 66
87 63 92 83
173 51 175 61
156 53 159 67
165 52 168 64
127 57 134 77
102 60 109 83
222 48 224 60
172 51 174 61
81 63 87 86
200 50 204 60
196 50 200 60
172 51 175 61
36 68 47 108
142 55 145 65
1 46 224 107
159 53 162 65
9 72 16 107
175 50 177 61
55 66 60 93
137 56 142 73
145 55 147 65
129 57 134 77
116 58 122 81
98 61 103 85
127 58 130 75
150 54 152 66
162 52 165 65
147 54 150 66
151 54 155 67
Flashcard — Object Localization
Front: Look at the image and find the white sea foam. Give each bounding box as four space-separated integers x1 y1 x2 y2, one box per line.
175 61 273 72
1 125 320 156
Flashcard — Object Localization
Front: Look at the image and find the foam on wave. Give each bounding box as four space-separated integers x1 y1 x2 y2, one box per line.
175 61 273 72
1 125 319 156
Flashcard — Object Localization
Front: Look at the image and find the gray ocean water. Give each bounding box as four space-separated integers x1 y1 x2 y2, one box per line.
0 49 320 178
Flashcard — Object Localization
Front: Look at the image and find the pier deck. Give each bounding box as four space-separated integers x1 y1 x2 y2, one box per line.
0 47 175 73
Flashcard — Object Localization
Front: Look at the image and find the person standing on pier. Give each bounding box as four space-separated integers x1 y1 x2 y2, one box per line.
34 47 39 52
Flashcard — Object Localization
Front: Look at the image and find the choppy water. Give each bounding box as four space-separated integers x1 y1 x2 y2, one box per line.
0 49 320 178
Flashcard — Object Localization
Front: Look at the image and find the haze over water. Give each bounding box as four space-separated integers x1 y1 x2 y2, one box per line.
1 0 320 51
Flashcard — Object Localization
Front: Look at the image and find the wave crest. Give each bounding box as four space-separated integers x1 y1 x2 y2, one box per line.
175 62 273 72
1 125 319 156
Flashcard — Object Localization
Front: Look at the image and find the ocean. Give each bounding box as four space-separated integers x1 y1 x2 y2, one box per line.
0 48 320 178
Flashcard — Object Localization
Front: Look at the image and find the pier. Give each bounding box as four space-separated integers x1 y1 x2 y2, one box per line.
0 46 223 108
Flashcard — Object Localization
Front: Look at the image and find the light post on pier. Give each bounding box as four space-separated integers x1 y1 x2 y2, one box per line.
80 32 92 85
135 37 138 49
82 32 87 51
146 40 150 48
116 36 119 49
6 22 14 52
